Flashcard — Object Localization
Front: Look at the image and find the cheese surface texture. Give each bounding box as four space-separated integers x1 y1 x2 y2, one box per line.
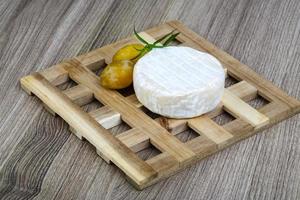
133 46 225 118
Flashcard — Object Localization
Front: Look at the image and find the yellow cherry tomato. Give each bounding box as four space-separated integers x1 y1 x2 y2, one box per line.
112 44 144 62
100 60 134 89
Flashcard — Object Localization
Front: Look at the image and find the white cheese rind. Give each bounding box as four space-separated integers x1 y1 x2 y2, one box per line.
133 46 225 118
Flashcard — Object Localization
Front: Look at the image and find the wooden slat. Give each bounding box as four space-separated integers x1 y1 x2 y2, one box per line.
185 136 218 156
40 63 69 86
222 89 269 128
20 73 157 186
116 128 150 152
125 94 142 107
64 59 195 164
75 52 106 71
227 81 257 101
63 84 94 106
138 32 161 44
188 116 233 146
89 106 121 129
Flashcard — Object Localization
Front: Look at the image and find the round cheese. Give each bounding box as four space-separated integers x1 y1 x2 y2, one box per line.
133 46 225 118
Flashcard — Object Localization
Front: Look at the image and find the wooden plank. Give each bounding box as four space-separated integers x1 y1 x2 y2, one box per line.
222 89 269 128
125 94 142 107
89 106 121 129
116 128 150 152
75 54 106 71
63 84 94 106
40 63 69 86
96 149 111 164
20 73 157 186
76 45 115 68
188 116 233 146
227 81 257 102
64 59 195 164
138 32 161 44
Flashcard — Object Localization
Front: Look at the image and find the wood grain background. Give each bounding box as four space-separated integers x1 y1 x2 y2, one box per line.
0 0 299 199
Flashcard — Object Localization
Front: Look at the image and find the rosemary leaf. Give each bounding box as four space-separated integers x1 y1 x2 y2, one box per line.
163 32 180 46
153 30 175 45
134 27 149 45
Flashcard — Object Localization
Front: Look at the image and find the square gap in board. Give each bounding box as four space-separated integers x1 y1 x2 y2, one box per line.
81 100 104 113
91 62 107 76
151 33 182 46
108 120 131 136
247 94 269 109
175 127 199 143
57 78 77 90
117 85 135 97
212 110 236 126
166 38 182 46
225 74 240 88
136 141 162 161
140 106 160 119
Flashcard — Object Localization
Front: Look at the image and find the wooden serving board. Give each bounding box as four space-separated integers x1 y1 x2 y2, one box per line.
20 21 300 190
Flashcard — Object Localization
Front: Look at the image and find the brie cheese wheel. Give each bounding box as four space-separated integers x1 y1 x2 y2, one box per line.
133 46 225 118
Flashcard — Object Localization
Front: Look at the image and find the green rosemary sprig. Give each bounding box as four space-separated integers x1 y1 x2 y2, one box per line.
133 28 180 60
163 32 180 46
153 30 175 45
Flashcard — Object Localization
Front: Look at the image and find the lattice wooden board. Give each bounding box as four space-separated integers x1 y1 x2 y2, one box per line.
20 21 300 190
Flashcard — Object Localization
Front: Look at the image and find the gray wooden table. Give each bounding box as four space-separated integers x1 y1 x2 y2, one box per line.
0 0 299 199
